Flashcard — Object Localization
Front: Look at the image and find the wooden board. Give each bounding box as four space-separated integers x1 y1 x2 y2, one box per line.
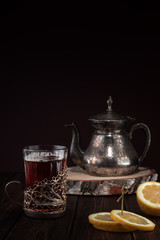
67 166 158 196
2 172 160 240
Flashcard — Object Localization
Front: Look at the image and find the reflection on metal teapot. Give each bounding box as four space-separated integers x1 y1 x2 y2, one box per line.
65 97 151 176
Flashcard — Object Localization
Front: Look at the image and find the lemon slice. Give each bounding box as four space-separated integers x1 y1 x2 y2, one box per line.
137 181 160 216
88 212 135 232
110 210 155 231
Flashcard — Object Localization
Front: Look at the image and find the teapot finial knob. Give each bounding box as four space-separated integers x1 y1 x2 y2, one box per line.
107 96 113 111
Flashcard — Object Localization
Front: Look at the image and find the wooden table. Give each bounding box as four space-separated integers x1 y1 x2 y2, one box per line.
1 172 160 240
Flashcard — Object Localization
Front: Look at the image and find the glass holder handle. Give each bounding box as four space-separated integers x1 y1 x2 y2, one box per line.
5 181 23 206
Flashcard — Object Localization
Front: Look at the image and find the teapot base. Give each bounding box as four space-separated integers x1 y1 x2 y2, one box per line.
84 164 138 177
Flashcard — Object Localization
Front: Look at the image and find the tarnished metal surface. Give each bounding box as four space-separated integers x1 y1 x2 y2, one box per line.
66 97 151 176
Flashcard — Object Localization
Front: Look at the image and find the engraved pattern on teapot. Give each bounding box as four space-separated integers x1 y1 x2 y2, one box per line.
66 97 151 176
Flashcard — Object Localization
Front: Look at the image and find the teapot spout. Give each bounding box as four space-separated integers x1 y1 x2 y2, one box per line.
65 123 84 169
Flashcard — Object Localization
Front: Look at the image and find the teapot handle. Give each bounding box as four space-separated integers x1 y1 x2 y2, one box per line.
129 123 151 166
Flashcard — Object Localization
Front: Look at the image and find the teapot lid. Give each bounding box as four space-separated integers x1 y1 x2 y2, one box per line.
89 96 131 122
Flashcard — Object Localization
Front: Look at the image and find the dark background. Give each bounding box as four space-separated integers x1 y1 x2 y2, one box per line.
0 3 160 174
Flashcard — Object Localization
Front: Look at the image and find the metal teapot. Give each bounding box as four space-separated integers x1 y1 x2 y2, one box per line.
66 97 151 176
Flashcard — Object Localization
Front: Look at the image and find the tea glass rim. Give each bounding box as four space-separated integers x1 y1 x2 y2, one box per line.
23 145 68 152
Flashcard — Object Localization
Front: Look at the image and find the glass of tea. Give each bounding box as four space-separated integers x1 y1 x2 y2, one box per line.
5 145 68 218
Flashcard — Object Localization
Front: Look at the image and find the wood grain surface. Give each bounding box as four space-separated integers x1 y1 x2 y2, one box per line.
67 166 158 195
1 172 160 240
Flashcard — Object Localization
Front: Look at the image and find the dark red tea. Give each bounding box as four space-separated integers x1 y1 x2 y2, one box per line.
24 159 67 213
24 159 67 187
